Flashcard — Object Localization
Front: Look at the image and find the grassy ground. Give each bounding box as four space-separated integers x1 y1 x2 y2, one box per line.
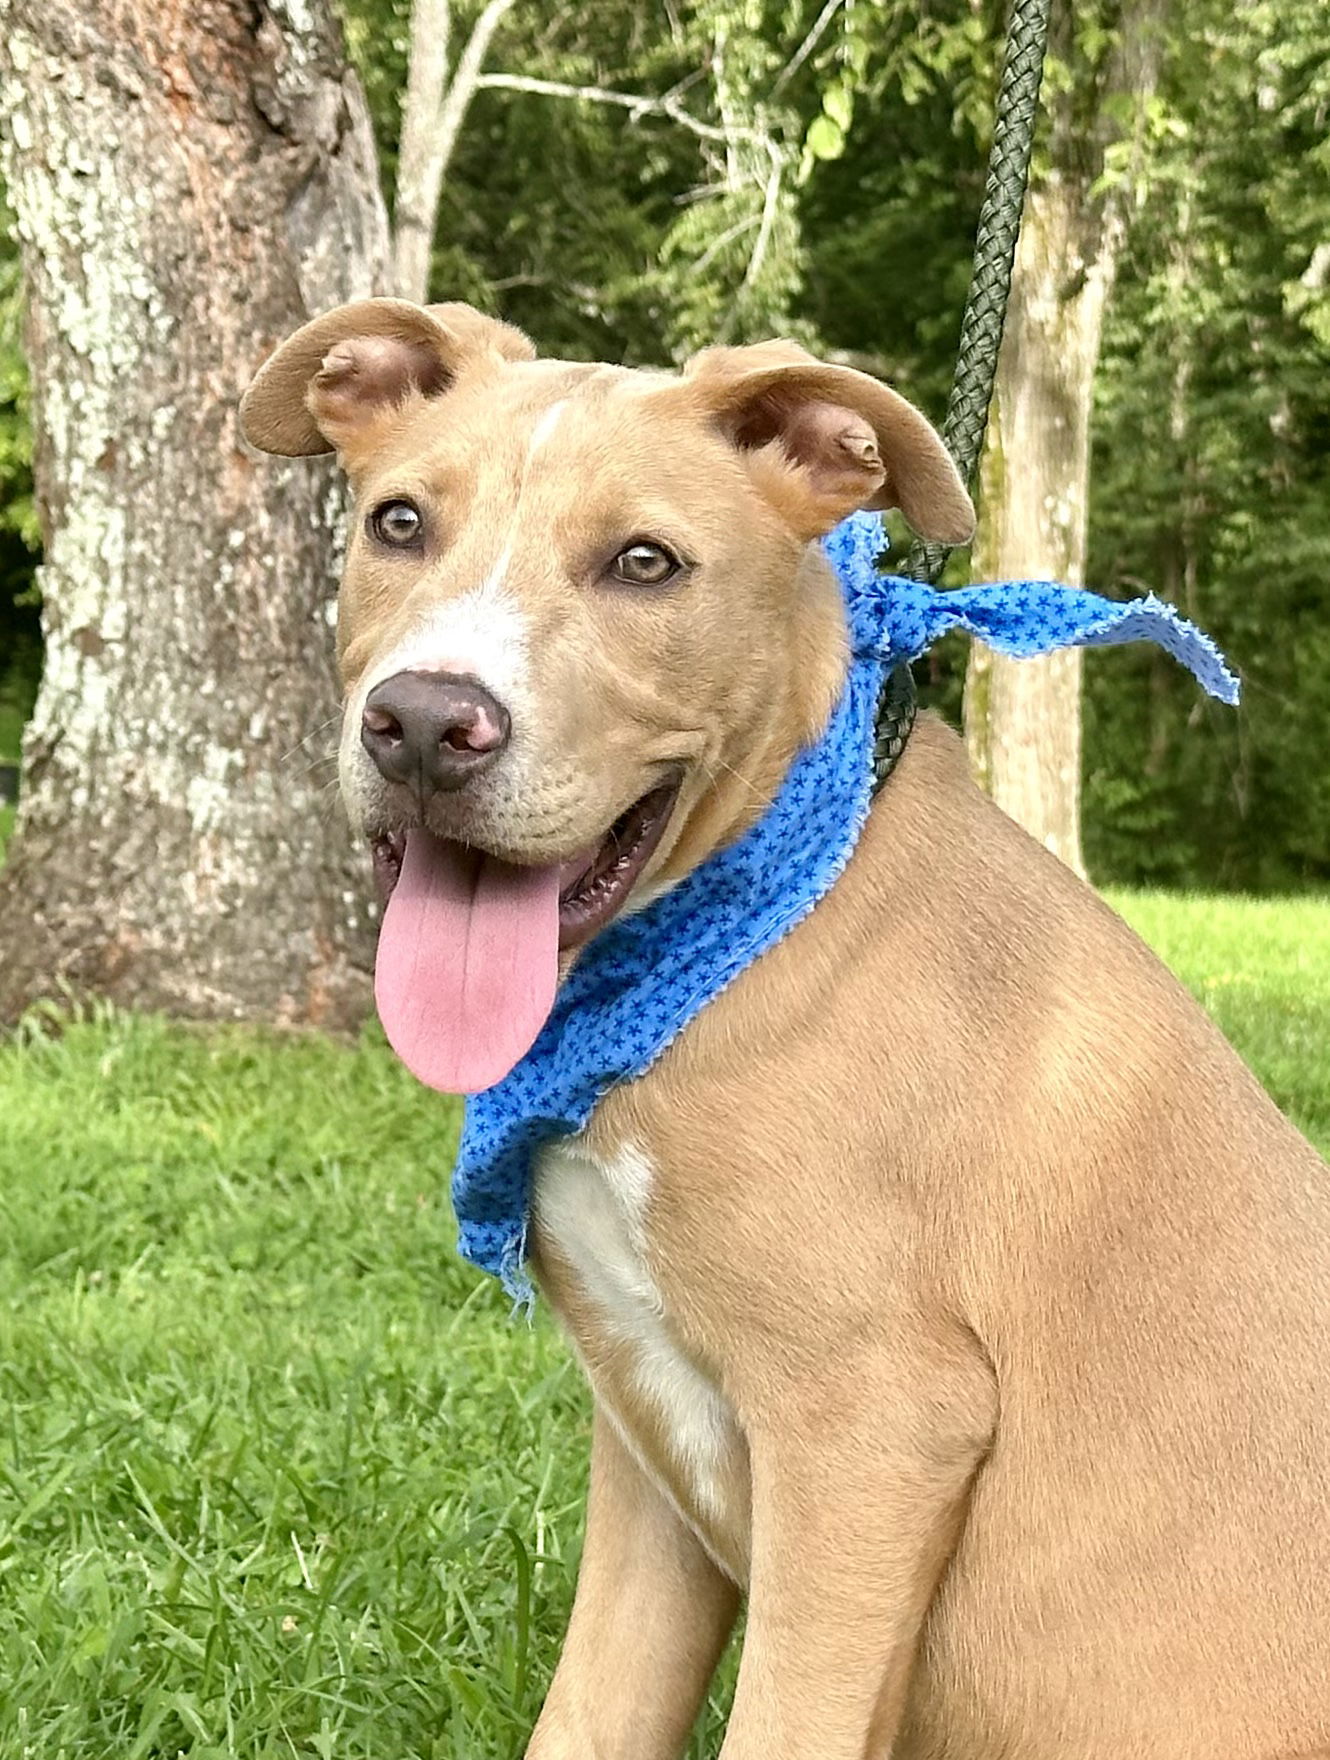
1108 891 1330 1150
0 894 1327 1756
0 801 14 866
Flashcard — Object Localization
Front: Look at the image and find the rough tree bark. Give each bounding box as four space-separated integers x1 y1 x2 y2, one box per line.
0 0 389 1025
964 3 1164 874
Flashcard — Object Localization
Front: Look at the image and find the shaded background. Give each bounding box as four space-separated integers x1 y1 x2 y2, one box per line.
1 0 1327 892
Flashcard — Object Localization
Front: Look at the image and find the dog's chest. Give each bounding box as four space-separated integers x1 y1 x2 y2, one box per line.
532 1136 751 1580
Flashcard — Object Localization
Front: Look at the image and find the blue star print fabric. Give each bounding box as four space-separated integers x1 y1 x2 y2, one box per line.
454 511 1239 1295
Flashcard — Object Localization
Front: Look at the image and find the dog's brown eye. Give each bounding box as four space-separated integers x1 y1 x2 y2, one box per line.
368 499 423 548
611 541 680 587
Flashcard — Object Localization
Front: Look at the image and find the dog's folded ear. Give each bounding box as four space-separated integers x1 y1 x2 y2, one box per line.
240 298 535 460
683 342 975 545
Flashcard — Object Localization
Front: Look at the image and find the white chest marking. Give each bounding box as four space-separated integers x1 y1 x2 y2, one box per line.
534 1139 741 1534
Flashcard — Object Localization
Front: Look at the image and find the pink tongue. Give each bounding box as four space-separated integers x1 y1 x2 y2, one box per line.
374 829 562 1095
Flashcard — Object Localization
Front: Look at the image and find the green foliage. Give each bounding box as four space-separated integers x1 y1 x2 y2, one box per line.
647 3 799 351
1086 0 1330 889
2 0 1327 882
793 1 990 407
0 896 1324 1750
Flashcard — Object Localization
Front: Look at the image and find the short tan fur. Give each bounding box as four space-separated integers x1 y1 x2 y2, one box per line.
243 300 1330 1760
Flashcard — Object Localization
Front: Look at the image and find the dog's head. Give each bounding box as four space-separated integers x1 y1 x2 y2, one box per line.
241 299 972 1090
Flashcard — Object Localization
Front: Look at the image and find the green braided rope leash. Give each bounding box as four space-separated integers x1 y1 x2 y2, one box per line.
904 0 1053 584
871 661 919 790
873 0 1053 790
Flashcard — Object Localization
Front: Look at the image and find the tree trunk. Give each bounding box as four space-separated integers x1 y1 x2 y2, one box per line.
392 0 516 302
963 4 1163 874
963 179 1113 875
393 0 453 302
0 0 389 1027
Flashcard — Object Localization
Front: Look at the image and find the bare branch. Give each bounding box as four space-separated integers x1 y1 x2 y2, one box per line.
772 0 848 97
717 141 787 342
391 0 517 300
690 214 759 276
472 72 759 147
740 152 784 295
432 0 520 198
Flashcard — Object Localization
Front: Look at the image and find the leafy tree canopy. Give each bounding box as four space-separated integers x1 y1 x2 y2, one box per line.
2 0 1327 885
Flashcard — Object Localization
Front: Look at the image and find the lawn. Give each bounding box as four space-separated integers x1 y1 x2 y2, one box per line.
1108 891 1330 1150
0 893 1326 1756
0 1016 609 1759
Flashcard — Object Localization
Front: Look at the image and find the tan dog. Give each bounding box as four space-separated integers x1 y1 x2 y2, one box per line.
242 300 1330 1760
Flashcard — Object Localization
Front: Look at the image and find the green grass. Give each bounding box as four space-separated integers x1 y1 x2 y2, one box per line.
1109 891 1330 1152
0 699 28 770
0 895 1326 1755
0 801 14 866
0 1015 626 1758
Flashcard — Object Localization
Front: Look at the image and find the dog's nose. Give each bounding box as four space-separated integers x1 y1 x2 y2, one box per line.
361 670 511 796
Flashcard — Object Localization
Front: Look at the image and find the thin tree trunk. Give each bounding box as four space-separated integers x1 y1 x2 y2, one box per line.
0 0 389 1026
392 0 516 302
964 4 1163 874
964 180 1114 875
393 0 453 302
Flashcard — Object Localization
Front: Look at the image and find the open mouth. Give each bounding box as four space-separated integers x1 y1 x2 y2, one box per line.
368 777 682 1095
549 777 680 949
370 774 681 953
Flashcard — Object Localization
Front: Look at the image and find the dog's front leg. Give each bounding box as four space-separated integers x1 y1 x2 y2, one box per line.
718 1339 996 1760
527 1406 740 1760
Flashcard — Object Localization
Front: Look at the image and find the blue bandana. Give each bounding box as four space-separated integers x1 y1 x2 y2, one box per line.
454 512 1239 1293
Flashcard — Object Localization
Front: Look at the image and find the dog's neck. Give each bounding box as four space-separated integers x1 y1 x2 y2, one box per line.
452 514 1239 1292
653 539 850 892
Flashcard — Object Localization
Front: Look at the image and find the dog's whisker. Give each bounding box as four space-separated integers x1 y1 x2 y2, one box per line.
278 714 342 768
708 755 778 813
295 752 339 780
